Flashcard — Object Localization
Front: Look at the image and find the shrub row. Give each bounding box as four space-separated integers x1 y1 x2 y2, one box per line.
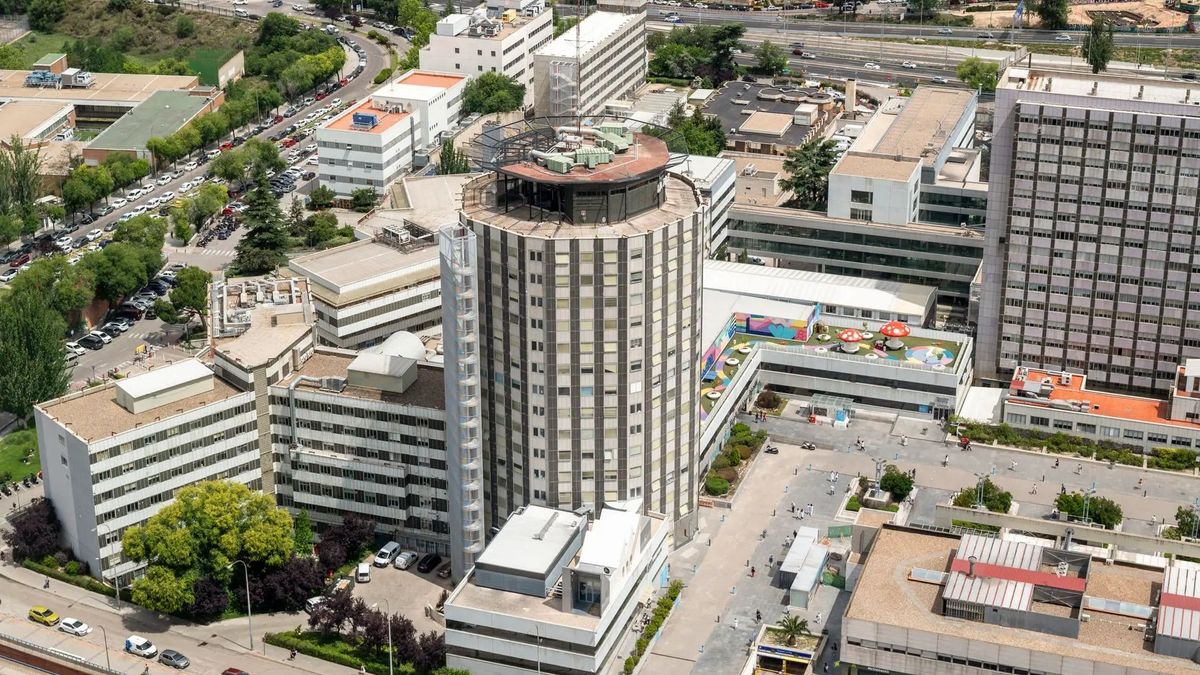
622 580 684 675
265 631 413 675
957 421 1198 472
704 473 730 496
23 559 126 599
373 68 393 85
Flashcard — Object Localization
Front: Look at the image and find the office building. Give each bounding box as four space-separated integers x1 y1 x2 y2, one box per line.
316 70 466 197
448 116 706 536
288 224 442 349
842 525 1200 674
271 333 451 554
725 86 987 310
83 88 224 165
444 504 670 675
978 66 1200 394
533 11 646 117
420 3 553 108
34 359 260 586
668 155 736 254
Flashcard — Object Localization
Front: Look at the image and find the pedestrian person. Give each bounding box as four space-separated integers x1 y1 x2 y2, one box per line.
1061 483 1066 494
1144 489 1148 498
734 617 740 629
769 554 775 565
1041 474 1045 482
1054 458 1059 469
1031 484 1038 495
1076 463 1083 474
43 577 49 590
816 612 822 623
716 614 721 623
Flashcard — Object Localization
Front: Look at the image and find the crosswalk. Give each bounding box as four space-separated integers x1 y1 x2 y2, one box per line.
165 246 236 257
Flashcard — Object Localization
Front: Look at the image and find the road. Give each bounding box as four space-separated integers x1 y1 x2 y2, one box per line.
640 4 1200 51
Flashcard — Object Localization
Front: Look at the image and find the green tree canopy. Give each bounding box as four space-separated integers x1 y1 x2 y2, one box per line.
122 481 295 613
955 57 999 92
462 72 526 114
233 172 289 274
169 266 212 329
1082 19 1114 74
1034 0 1069 30
27 0 67 32
879 465 914 500
1054 491 1123 529
952 478 1012 513
437 139 471 175
755 40 788 76
0 288 68 418
780 139 838 210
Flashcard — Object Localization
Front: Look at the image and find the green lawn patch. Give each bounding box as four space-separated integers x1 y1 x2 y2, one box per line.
0 429 39 483
7 32 73 69
187 47 237 86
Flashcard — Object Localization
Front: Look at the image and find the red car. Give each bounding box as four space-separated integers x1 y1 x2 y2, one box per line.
219 141 234 152
273 115 284 124
338 78 348 87
222 207 234 216
8 253 30 268
315 92 326 101
221 669 250 675
281 138 298 149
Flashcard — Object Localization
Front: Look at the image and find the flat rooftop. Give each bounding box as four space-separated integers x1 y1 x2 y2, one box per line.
0 71 199 104
88 90 212 151
832 152 921 182
37 371 246 443
210 277 311 368
278 351 446 409
1008 368 1199 430
289 238 438 299
867 86 975 163
323 97 410 135
499 132 670 185
848 527 1189 673
476 505 582 575
372 70 468 104
464 170 700 239
704 259 935 319
667 154 732 189
704 82 831 148
386 173 480 231
431 9 548 42
1002 66 1200 107
536 11 639 60
0 101 72 139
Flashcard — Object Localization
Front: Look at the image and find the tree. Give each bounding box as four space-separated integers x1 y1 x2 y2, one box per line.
649 42 704 80
1054 491 1123 529
308 185 336 210
769 615 810 646
210 150 249 184
1173 505 1200 540
131 565 195 614
462 72 526 114
293 510 314 555
956 56 999 92
1082 19 1114 74
123 482 295 614
442 0 455 15
437 140 470 175
82 243 149 301
755 40 787 76
189 576 230 621
415 631 447 672
2 498 62 562
286 197 306 236
233 172 290 274
780 139 838 210
153 298 182 325
27 0 67 32
169 267 212 329
174 14 195 39
0 290 68 418
952 478 1012 513
0 45 24 69
351 187 378 212
303 211 339 247
0 137 43 217
879 465 914 500
259 556 324 612
319 514 375 569
1034 0 1069 30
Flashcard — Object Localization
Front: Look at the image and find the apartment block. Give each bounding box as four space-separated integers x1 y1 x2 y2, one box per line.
419 3 553 108
532 11 646 117
978 67 1200 393
445 504 670 674
316 70 466 197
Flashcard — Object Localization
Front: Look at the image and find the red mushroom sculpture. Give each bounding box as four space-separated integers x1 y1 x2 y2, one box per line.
880 321 910 350
837 328 864 353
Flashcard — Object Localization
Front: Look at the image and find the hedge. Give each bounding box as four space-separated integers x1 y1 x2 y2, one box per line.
622 580 683 675
23 559 127 599
373 68 393 85
956 421 1199 472
705 473 730 496
845 495 861 512
265 630 415 675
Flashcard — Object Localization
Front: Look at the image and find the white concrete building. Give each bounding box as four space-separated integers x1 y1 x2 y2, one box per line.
445 504 670 674
271 334 452 555
669 155 735 254
419 3 553 108
289 227 442 350
34 360 259 586
316 70 466 197
533 11 646 117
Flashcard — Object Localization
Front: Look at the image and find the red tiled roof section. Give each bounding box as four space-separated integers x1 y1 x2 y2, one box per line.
1008 368 1199 429
326 99 409 134
948 558 1086 593
394 71 466 89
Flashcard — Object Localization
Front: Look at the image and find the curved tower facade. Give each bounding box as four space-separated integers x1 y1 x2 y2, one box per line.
454 117 706 540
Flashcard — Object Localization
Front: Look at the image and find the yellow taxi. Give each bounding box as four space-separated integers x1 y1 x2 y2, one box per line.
28 606 60 626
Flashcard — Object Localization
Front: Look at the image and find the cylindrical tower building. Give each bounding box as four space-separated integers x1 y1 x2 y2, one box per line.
455 116 705 534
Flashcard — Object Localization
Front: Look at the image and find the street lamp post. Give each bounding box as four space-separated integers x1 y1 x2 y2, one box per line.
372 600 394 675
973 471 990 509
1191 498 1200 540
1082 484 1097 525
98 624 111 671
227 560 254 650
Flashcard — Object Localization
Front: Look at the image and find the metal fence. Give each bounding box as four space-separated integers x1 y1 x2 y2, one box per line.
0 631 120 675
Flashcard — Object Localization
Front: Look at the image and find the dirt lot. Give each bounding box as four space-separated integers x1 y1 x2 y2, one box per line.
956 0 1190 28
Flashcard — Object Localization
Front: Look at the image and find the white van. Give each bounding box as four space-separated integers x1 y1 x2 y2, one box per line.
373 541 401 567
356 562 371 583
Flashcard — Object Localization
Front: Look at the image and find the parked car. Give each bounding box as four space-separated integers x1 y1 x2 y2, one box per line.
125 635 158 658
59 618 92 636
393 551 419 570
77 334 105 350
158 649 190 669
416 553 442 573
88 330 113 345
356 562 371 583
9 253 30 268
374 541 402 567
28 606 60 626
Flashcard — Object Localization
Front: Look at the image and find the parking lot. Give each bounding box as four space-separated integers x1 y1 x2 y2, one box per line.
350 549 455 634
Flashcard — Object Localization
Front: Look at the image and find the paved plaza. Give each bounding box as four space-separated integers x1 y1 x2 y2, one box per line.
646 407 1200 674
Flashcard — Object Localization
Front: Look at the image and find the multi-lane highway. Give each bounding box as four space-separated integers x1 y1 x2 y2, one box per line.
636 3 1200 49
